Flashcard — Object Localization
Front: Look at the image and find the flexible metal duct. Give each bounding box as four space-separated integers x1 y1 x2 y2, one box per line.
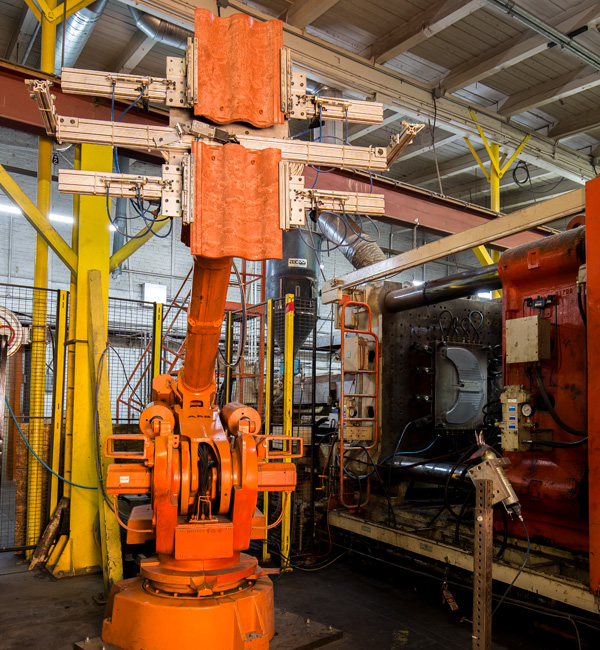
54 0 108 74
317 212 387 270
128 6 191 50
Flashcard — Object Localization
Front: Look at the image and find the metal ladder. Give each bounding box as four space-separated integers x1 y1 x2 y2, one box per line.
339 299 379 509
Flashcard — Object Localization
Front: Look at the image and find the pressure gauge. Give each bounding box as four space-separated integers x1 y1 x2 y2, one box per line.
521 403 533 417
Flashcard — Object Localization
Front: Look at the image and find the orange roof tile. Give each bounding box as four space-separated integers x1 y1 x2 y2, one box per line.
194 9 284 128
183 141 282 260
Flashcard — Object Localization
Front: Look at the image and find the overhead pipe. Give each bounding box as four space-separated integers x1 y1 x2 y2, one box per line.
128 6 191 50
54 0 108 74
383 263 501 313
484 0 600 71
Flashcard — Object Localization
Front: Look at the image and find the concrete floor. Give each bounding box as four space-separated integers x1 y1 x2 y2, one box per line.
0 551 592 650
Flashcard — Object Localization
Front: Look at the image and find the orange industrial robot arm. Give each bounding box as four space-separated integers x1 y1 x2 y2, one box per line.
104 254 300 557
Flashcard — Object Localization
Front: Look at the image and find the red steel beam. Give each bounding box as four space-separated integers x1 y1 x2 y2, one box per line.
303 166 546 250
0 61 549 250
0 61 168 136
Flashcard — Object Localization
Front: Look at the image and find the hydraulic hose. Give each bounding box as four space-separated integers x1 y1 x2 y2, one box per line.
534 364 587 437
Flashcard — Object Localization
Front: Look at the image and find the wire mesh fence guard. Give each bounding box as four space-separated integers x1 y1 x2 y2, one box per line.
232 296 319 558
111 296 162 424
0 283 61 552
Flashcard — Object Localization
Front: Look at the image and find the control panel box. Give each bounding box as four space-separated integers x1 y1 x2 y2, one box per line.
505 315 551 364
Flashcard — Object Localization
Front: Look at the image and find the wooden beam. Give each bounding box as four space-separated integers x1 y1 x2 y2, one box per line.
347 110 402 142
110 30 156 74
442 1 600 94
322 189 586 295
499 68 600 117
549 108 600 140
363 0 485 65
282 0 340 29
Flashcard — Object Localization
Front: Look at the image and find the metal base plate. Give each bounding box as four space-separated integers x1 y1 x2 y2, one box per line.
74 609 342 650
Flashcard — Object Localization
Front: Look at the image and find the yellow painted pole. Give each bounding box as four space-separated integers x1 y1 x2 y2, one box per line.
262 299 273 563
26 0 56 558
281 294 294 570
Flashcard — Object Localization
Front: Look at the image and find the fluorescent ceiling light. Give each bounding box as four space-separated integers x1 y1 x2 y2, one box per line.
0 204 21 215
49 213 73 224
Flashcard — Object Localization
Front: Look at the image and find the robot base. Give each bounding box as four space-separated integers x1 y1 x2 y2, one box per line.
102 573 274 650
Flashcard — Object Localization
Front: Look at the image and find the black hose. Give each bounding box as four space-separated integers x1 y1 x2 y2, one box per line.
524 438 588 448
534 364 587 436
577 289 587 326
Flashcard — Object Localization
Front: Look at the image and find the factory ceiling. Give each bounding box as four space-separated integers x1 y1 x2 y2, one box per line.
1 0 599 213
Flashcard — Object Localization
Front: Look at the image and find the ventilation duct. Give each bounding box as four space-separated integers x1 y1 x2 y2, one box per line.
128 6 191 50
54 0 108 75
317 212 387 270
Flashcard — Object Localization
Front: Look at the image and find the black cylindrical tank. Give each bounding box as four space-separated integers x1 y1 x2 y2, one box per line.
266 229 319 356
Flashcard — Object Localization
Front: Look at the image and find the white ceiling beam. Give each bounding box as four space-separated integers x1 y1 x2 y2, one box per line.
5 7 38 63
498 67 600 117
448 166 555 202
549 108 600 140
280 0 341 30
442 1 600 94
362 0 485 65
114 0 596 183
501 187 576 212
110 30 156 73
401 152 483 185
346 110 403 142
397 133 461 161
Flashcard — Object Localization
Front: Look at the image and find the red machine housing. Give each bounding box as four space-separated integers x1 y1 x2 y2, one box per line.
499 225 588 551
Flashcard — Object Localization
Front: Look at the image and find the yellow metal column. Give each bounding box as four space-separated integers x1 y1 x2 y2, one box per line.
281 294 294 570
51 143 118 578
26 0 57 556
262 299 273 563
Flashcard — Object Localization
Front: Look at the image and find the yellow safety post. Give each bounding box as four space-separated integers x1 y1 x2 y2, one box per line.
152 302 163 379
281 294 294 570
48 290 68 514
262 299 273 564
26 0 57 559
88 270 124 591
